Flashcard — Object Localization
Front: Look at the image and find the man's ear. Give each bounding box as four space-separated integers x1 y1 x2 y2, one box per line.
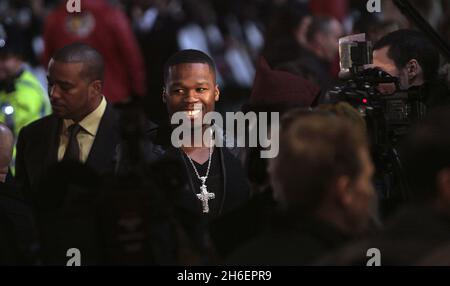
334 176 353 207
91 80 103 94
214 84 220 102
437 168 450 202
406 59 420 81
295 16 312 45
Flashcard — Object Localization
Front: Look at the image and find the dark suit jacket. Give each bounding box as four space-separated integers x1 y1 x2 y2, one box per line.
15 103 120 200
317 205 450 266
226 214 353 266
0 180 36 265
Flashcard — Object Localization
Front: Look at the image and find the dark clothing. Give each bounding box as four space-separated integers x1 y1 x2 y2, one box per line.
371 205 450 265
263 37 307 69
15 103 120 201
226 213 353 266
124 124 250 219
0 180 37 265
116 123 250 256
319 205 450 265
416 79 450 109
209 188 277 259
377 80 450 217
293 49 335 90
0 201 21 265
5 169 14 185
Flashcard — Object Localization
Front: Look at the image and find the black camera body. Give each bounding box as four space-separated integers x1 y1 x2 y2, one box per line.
328 67 427 147
327 37 429 214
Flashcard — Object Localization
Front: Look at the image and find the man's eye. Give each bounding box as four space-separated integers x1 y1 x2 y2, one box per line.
197 88 207 92
173 89 184 94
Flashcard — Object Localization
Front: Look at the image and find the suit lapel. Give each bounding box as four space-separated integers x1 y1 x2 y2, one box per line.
85 103 119 174
27 115 60 193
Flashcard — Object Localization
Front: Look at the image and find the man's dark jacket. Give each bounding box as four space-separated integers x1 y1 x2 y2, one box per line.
116 123 250 219
15 103 120 200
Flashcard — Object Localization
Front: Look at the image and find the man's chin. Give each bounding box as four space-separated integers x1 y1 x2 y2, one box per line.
51 108 67 118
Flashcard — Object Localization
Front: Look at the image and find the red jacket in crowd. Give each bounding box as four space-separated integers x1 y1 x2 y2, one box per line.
43 0 146 103
309 0 349 22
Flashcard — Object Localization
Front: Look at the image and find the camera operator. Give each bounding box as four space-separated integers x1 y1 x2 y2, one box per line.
365 29 450 217
325 29 450 218
372 29 450 107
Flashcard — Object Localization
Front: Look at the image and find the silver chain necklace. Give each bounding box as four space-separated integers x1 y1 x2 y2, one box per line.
184 135 215 213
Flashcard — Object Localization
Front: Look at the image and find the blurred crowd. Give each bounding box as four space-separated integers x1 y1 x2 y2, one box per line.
1 0 450 117
1 0 450 266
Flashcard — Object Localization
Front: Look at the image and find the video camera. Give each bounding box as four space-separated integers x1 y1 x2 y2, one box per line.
326 34 429 212
327 34 427 147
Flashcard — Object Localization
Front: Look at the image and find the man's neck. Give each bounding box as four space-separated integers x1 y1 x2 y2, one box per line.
410 77 425 88
180 125 214 164
71 96 103 123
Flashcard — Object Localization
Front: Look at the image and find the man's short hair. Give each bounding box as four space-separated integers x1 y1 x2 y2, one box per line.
373 29 439 82
403 107 450 201
271 111 368 211
52 42 105 83
163 49 216 84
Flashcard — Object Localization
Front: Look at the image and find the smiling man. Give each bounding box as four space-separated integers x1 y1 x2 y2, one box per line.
124 49 249 221
15 43 120 197
164 50 249 218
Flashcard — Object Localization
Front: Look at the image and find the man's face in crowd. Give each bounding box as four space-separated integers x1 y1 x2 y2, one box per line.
373 46 410 94
343 147 376 229
164 63 219 125
0 54 22 82
47 59 100 121
319 19 343 62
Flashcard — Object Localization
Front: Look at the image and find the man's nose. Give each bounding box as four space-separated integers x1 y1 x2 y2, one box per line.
184 90 199 103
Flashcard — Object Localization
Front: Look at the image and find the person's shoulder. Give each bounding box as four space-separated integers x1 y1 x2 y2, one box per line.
144 122 170 146
19 114 57 136
17 70 41 86
144 120 159 138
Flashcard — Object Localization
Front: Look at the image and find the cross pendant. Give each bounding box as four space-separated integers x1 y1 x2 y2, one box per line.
197 183 215 213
